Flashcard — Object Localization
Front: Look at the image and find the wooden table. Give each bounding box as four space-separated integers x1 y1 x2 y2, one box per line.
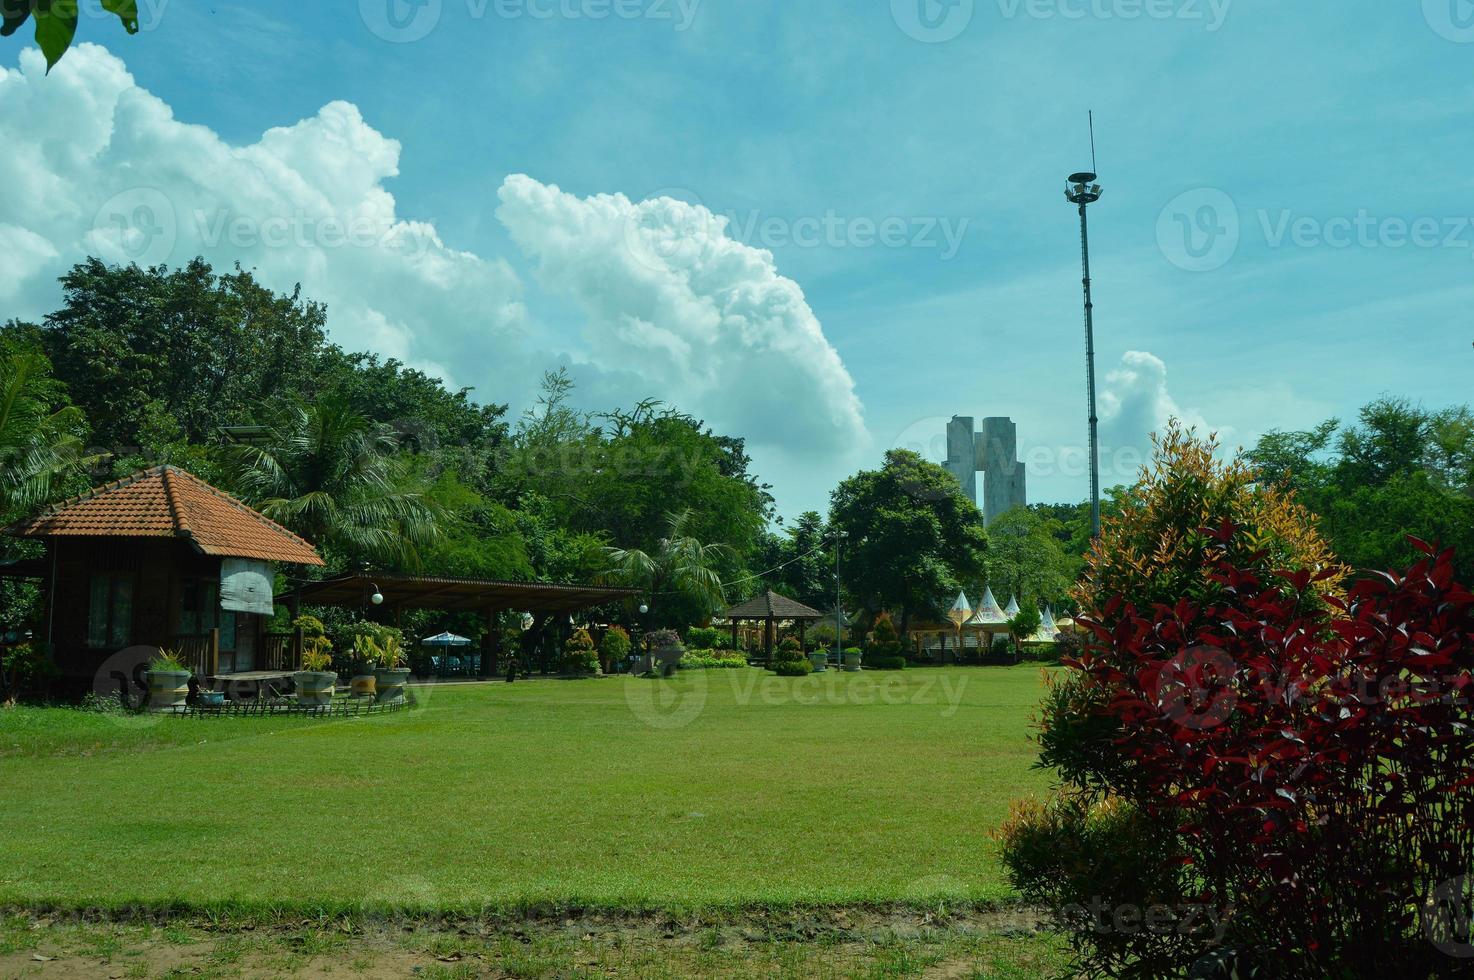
211 670 297 702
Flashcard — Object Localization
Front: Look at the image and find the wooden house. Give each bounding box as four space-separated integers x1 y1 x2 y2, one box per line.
4 466 323 689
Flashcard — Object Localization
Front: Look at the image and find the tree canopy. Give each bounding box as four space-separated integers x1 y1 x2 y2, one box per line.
828 448 988 634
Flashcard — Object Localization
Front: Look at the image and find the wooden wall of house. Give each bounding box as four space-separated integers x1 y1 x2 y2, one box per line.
44 538 222 686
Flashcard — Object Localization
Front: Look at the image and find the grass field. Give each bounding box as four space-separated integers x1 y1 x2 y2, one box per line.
0 666 1052 915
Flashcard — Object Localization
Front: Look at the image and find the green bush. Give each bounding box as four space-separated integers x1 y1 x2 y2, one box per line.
599 626 631 663
865 655 906 671
560 628 600 675
686 626 722 649
772 658 813 677
680 651 747 670
996 793 1194 977
843 647 863 657
777 636 802 658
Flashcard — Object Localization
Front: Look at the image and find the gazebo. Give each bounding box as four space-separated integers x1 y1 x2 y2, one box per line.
968 585 1012 656
720 590 824 663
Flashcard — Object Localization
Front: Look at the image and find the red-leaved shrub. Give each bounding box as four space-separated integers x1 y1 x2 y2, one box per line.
1067 525 1474 976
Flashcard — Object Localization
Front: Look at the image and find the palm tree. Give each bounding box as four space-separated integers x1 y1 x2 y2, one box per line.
601 510 731 617
0 351 92 518
228 395 439 568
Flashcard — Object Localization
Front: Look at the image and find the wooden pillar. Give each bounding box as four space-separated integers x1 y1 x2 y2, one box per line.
798 620 806 651
730 620 738 651
763 617 773 663
481 609 497 679
207 627 220 677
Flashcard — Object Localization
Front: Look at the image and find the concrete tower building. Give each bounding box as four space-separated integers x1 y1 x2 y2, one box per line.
944 416 1027 526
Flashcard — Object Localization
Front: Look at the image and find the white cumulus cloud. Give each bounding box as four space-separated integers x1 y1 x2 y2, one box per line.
0 43 526 391
495 176 868 456
1100 349 1224 453
0 44 869 486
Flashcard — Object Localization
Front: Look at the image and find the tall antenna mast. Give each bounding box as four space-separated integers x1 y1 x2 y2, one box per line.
1065 115 1104 539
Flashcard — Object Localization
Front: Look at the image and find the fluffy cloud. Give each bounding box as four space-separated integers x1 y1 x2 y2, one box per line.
0 44 867 483
0 43 527 391
495 176 867 455
1100 350 1224 456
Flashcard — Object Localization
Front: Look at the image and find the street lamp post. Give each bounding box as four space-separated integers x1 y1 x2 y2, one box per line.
1065 170 1104 539
832 529 848 666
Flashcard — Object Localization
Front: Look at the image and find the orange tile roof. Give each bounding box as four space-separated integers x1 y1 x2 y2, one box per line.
6 466 323 566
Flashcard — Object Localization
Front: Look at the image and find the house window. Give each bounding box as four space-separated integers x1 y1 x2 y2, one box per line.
87 574 134 649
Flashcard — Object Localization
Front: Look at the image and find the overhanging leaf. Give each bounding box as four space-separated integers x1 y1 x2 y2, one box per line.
33 0 77 72
101 0 137 33
0 0 30 38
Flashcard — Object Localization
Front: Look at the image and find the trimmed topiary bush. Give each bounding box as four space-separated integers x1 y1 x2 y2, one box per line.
864 655 906 671
681 651 747 669
772 658 813 677
560 628 599 675
686 626 722 649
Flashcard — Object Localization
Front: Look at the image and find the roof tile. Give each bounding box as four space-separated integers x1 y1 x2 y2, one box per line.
6 466 323 566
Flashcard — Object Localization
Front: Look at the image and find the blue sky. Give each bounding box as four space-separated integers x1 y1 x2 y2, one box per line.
2 0 1472 522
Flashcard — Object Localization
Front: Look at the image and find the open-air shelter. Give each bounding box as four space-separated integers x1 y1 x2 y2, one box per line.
719 590 824 663
287 573 638 677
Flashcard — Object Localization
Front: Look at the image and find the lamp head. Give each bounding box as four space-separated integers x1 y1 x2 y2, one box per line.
639 603 650 615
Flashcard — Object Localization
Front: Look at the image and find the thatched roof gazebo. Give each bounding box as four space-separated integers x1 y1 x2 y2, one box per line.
720 590 824 663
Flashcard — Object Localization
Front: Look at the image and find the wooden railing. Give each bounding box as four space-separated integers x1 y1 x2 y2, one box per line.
169 629 219 678
263 630 302 673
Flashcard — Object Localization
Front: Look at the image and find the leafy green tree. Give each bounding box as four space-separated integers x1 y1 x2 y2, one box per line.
15 259 328 456
984 507 1078 608
226 395 440 570
1249 398 1474 581
1007 598 1042 659
828 449 988 636
601 510 732 625
495 374 769 594
761 510 833 610
2 0 139 72
0 348 93 520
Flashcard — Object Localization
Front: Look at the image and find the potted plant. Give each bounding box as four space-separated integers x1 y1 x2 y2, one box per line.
807 643 828 673
144 650 191 712
293 618 337 707
337 621 379 698
843 647 864 673
369 630 411 704
646 629 684 676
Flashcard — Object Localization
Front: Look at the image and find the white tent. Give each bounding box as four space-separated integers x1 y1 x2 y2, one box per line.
968 586 1009 627
1003 595 1020 619
1030 605 1061 643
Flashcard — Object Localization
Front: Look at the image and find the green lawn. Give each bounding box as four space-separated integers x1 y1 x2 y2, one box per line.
0 666 1052 915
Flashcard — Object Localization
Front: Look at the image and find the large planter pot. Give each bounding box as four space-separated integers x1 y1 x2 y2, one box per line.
808 651 829 673
843 652 863 673
654 648 684 674
145 670 191 712
350 674 377 699
294 671 338 707
374 668 411 704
